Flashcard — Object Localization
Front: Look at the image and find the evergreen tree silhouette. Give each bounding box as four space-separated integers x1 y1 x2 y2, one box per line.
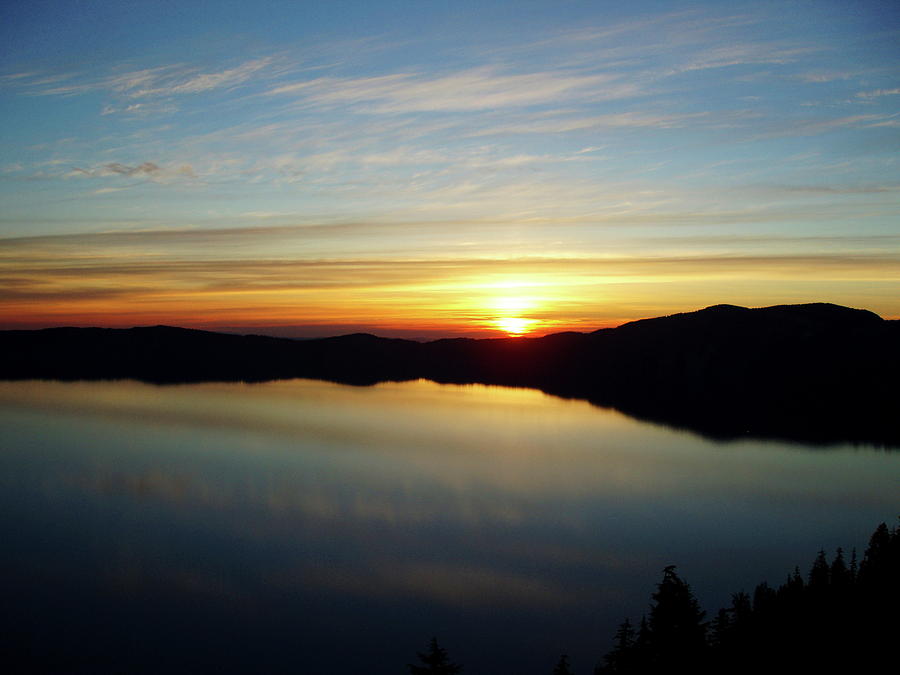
752 581 776 618
632 616 651 671
612 619 635 653
595 619 634 674
408 637 462 675
808 549 830 588
708 607 732 652
830 547 851 588
635 617 650 650
552 654 573 675
646 566 707 666
857 521 900 656
778 565 804 611
858 522 893 586
729 591 751 625
597 521 899 675
789 566 804 590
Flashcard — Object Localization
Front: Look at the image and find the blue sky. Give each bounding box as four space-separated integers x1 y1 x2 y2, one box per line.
1 0 899 335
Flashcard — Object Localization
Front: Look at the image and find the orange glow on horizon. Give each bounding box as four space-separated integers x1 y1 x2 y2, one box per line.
480 282 546 336
4 238 897 339
492 317 539 336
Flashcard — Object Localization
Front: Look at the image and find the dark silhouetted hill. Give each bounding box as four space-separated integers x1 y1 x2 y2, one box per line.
2 303 898 444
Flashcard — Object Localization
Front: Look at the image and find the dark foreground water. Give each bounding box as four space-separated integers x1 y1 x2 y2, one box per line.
1 379 896 674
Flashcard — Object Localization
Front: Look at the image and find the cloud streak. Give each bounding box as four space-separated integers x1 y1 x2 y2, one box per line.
856 88 900 99
64 161 196 183
267 67 641 113
15 57 275 103
3 246 898 333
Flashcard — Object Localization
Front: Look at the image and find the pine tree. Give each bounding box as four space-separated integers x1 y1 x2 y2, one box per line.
858 522 891 586
752 582 776 616
408 637 462 675
596 619 635 674
646 566 707 665
808 549 830 588
856 522 900 653
552 654 573 675
611 618 635 654
709 607 732 649
730 591 751 626
633 616 651 669
598 521 899 675
635 617 650 649
830 547 851 588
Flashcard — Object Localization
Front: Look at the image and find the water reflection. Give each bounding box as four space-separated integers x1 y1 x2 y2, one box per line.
0 379 897 673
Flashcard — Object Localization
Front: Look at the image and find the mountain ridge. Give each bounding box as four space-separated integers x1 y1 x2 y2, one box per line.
3 303 898 445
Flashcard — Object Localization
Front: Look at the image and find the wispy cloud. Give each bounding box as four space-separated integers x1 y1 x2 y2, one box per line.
856 88 900 99
16 57 275 104
65 161 196 183
101 102 179 116
113 57 273 98
671 45 816 74
797 70 858 83
776 183 900 195
470 110 710 136
865 118 900 128
302 561 575 609
267 67 640 113
3 250 897 328
4 210 898 329
91 186 133 196
754 114 893 139
527 10 757 61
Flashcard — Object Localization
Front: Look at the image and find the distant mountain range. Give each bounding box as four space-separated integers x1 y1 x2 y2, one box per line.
3 303 898 445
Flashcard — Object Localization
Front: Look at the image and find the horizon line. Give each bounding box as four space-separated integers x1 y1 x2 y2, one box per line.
1 301 891 342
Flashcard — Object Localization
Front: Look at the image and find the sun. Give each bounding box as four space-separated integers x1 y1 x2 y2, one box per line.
482 285 543 336
493 317 537 336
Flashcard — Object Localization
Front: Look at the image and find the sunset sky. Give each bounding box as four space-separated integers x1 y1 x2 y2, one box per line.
2 0 898 338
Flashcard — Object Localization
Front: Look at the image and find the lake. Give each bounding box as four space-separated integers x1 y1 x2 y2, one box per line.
1 378 896 674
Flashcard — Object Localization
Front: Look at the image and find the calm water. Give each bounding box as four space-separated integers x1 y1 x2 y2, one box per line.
1 379 897 673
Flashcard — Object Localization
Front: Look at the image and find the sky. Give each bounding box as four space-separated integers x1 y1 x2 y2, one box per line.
1 0 898 338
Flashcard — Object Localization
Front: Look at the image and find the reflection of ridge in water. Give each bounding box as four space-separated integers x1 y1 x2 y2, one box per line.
1 378 898 673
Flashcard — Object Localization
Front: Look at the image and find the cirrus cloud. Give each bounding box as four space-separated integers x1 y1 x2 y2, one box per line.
267 67 642 113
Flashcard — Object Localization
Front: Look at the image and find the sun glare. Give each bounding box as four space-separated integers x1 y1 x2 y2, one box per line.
483 290 542 336
493 317 537 336
478 283 547 336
